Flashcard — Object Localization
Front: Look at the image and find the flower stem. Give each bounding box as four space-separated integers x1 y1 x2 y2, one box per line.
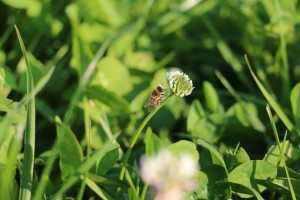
119 96 170 181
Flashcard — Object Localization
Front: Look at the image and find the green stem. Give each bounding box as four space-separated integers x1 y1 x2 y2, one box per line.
266 105 296 200
32 142 59 200
140 184 149 200
119 97 170 180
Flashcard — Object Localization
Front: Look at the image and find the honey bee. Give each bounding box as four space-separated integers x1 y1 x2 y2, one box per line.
147 84 165 109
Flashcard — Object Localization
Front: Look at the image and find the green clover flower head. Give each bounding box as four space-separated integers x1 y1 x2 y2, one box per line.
166 71 194 97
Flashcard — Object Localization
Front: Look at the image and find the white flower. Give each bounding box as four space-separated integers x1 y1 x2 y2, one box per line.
140 150 199 200
166 71 194 97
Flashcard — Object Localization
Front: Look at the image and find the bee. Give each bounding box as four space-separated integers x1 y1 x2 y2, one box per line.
147 84 165 109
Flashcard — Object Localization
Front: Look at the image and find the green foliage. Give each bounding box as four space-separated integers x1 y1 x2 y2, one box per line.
1 0 300 199
167 140 199 162
290 83 300 131
224 147 250 172
201 165 231 200
15 25 36 200
228 160 277 199
144 127 161 156
187 98 226 144
55 116 84 179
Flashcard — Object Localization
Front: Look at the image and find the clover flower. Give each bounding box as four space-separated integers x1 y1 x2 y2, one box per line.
166 71 194 97
140 150 199 200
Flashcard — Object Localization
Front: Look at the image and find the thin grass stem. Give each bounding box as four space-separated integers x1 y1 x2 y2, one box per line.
266 105 296 200
15 25 36 200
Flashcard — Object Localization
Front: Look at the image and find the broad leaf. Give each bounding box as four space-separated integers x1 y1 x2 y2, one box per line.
96 146 119 175
203 81 220 113
55 116 84 179
197 138 227 173
193 171 209 199
144 127 161 156
91 56 133 95
264 140 300 166
224 147 250 172
167 140 199 162
188 100 226 143
201 165 231 200
228 160 277 199
267 177 300 199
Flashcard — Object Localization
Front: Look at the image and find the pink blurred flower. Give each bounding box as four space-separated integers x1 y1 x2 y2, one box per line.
140 150 199 200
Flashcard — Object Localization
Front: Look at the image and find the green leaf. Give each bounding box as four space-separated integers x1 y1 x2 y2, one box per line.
203 81 220 113
144 127 161 156
228 160 277 199
0 127 20 200
84 177 114 200
226 101 265 132
201 165 232 200
3 67 18 90
124 51 157 72
197 138 228 174
52 142 119 199
290 83 300 131
85 85 130 113
96 146 119 175
188 100 226 143
263 140 300 166
276 167 300 179
267 177 300 199
77 0 123 27
1 0 38 9
167 140 199 162
108 32 135 57
91 56 133 95
224 147 250 172
0 68 4 91
187 100 205 130
55 116 84 179
193 171 209 199
80 23 113 44
0 94 13 112
88 173 127 187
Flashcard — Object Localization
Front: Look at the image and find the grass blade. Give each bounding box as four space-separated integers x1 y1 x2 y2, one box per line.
266 105 296 200
14 25 36 200
32 143 59 200
85 177 114 200
244 55 294 132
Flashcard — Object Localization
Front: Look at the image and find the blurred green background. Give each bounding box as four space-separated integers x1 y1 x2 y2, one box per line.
1 0 300 198
1 0 299 154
